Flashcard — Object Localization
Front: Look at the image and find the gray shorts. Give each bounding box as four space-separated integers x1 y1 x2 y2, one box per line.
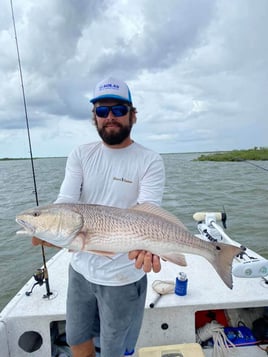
66 265 147 357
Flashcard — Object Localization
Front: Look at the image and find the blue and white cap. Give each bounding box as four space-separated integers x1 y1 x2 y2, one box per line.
90 76 132 104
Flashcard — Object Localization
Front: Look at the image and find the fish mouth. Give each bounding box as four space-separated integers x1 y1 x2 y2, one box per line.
16 218 35 235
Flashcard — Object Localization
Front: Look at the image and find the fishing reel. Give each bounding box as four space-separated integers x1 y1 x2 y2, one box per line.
25 268 45 296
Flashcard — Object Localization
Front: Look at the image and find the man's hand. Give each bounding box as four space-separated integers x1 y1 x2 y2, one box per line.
32 236 60 249
128 250 161 273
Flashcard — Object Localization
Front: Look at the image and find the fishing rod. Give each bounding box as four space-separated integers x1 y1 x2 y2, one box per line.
10 0 52 299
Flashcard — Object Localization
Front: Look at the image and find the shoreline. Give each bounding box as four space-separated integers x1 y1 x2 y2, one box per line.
195 147 268 161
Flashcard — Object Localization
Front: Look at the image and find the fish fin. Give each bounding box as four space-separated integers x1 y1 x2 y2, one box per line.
87 249 116 258
132 203 188 229
161 253 187 266
208 242 243 289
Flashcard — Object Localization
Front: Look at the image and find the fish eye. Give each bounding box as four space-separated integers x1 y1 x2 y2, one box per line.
33 211 40 217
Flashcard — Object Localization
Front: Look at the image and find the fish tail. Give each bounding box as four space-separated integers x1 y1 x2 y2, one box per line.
207 242 242 289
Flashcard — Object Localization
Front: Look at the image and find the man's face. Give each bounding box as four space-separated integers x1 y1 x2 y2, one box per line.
94 99 134 146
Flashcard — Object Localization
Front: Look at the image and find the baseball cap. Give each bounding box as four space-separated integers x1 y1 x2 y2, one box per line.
90 76 132 104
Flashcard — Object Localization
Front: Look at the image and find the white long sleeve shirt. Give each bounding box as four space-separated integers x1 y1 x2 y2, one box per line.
55 141 165 286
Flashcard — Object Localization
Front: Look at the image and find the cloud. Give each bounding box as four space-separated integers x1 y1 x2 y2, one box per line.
0 0 267 157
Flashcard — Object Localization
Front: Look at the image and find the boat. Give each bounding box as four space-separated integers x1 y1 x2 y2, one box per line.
0 211 267 357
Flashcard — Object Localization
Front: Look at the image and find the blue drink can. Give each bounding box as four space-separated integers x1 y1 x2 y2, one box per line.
175 272 188 296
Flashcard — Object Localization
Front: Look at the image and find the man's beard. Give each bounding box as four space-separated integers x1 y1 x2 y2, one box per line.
97 122 132 145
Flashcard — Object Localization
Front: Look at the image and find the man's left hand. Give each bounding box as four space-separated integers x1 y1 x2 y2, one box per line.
128 250 161 273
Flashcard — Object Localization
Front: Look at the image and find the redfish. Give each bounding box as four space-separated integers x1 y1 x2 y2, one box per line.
16 203 242 288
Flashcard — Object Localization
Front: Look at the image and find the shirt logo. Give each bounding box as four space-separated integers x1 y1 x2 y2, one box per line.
113 176 132 184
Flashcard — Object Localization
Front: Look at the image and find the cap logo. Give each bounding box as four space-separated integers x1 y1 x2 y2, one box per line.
99 83 120 92
90 77 131 103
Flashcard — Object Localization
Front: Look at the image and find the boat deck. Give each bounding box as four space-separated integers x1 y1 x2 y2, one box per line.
0 249 70 357
0 248 267 356
138 253 268 356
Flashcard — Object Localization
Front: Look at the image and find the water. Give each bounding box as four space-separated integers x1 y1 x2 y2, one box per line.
0 154 267 311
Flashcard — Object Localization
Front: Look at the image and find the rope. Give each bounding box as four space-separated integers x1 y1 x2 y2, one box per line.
196 321 238 357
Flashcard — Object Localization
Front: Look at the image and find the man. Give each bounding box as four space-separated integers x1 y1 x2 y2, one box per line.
33 76 165 357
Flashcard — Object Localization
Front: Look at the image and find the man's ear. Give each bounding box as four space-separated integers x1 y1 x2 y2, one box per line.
131 110 137 124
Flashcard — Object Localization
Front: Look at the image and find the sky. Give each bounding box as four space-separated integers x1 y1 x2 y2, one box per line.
0 0 267 158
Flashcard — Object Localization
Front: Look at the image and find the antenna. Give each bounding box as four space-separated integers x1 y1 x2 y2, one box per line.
10 0 52 299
